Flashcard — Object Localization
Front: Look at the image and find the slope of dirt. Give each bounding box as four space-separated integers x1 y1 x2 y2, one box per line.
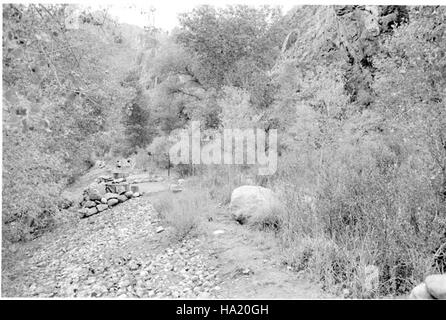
2 175 334 299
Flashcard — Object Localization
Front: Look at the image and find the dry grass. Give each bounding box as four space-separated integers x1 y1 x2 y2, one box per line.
151 187 214 241
155 135 445 298
273 138 446 298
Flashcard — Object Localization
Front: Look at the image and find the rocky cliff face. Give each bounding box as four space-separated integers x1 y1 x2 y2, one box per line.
279 5 409 106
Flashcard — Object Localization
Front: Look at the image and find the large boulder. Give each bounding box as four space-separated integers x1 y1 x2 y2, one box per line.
425 274 446 300
409 283 436 300
229 186 284 226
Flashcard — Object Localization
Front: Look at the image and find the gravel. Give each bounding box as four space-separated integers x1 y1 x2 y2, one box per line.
2 197 221 298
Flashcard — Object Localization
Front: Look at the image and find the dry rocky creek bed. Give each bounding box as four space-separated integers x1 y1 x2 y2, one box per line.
2 181 332 299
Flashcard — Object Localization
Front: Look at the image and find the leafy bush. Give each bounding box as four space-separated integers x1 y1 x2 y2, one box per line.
147 135 172 170
2 4 141 241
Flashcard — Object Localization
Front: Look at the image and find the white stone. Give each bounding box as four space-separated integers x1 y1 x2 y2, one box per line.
229 185 284 225
104 192 119 200
156 226 165 233
409 282 436 300
170 184 183 193
425 274 446 300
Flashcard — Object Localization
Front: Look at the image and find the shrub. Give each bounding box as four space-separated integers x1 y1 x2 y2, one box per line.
147 135 173 170
2 131 64 241
276 132 446 297
133 147 151 172
151 188 213 240
188 165 256 205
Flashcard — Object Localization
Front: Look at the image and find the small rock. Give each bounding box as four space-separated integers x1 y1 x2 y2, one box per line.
425 274 446 299
135 288 144 297
9 244 18 253
198 292 211 299
107 198 119 206
104 193 119 200
133 192 140 197
170 184 183 193
97 204 108 212
242 268 252 275
128 261 140 271
78 208 88 218
117 195 128 203
342 288 351 298
125 191 134 198
139 270 149 278
88 193 102 201
409 282 436 300
119 279 131 287
84 200 96 208
85 183 106 201
101 198 107 204
156 226 164 233
86 207 98 217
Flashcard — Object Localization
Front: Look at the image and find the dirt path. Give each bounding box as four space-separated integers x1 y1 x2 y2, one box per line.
2 178 333 299
197 210 333 299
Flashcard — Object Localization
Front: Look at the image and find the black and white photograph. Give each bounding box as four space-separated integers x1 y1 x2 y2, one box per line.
1 0 445 303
